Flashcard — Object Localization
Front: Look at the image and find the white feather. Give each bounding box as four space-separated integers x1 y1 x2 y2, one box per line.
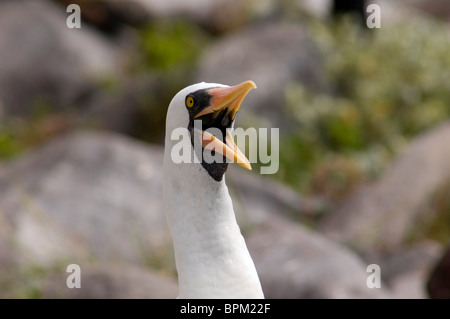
163 82 264 298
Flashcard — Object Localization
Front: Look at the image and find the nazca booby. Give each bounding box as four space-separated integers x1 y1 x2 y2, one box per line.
163 80 264 298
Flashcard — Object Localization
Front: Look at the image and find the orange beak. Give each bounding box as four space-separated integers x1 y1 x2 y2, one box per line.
194 80 257 120
195 80 256 170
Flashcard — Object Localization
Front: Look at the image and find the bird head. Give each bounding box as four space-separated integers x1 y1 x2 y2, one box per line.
165 81 256 181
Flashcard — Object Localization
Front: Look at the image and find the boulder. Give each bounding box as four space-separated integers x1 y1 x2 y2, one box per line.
298 0 332 19
0 131 170 266
0 223 15 272
247 215 390 298
228 166 325 227
52 0 150 33
320 122 450 250
0 0 120 118
41 263 178 299
397 0 450 22
81 74 174 142
131 0 255 34
361 241 443 298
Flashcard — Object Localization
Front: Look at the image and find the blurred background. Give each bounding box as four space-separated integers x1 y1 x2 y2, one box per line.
0 0 449 298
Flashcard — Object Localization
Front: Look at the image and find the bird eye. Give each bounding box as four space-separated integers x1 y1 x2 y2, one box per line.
186 96 195 108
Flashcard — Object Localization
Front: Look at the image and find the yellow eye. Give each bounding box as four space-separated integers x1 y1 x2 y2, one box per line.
186 96 195 108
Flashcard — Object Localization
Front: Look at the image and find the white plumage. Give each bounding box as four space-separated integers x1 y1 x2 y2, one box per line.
163 82 264 298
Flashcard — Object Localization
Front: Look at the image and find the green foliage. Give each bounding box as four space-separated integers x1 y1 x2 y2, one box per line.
0 112 69 162
278 17 450 199
0 98 58 161
0 264 47 298
0 122 25 160
138 19 210 71
325 19 450 139
0 129 22 159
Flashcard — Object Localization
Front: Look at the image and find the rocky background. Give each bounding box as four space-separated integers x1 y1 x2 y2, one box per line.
0 0 449 298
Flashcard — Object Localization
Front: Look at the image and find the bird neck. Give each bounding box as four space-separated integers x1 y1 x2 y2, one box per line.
162 146 264 298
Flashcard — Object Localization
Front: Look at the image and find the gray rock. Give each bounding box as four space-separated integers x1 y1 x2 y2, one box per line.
389 271 429 299
397 0 450 22
247 215 390 298
132 0 255 33
233 163 360 296
0 225 15 271
374 241 443 283
0 131 171 266
41 263 178 298
195 22 327 129
0 0 120 117
361 241 443 299
228 166 326 227
298 0 332 19
52 0 150 33
82 74 174 141
320 121 450 250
